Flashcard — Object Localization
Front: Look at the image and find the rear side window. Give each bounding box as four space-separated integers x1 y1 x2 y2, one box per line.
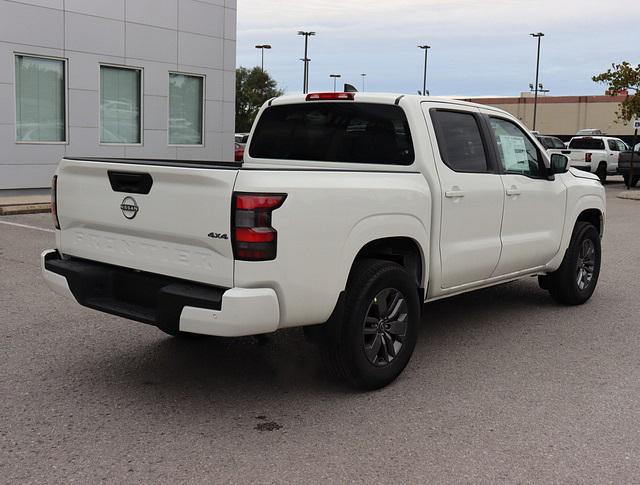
569 138 605 150
431 110 488 173
249 103 414 165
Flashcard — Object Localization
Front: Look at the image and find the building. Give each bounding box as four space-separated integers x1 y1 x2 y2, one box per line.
0 0 237 191
460 93 634 141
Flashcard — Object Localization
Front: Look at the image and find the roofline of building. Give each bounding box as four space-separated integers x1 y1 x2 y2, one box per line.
456 95 628 105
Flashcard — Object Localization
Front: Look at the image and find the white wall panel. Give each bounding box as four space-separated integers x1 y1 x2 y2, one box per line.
0 1 236 189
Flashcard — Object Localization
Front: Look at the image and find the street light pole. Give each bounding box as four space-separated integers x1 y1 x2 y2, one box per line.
255 44 272 72
330 74 341 92
418 45 431 96
298 31 316 93
530 32 544 131
360 73 367 92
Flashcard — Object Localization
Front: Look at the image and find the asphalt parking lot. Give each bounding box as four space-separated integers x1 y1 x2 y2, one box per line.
1 179 639 483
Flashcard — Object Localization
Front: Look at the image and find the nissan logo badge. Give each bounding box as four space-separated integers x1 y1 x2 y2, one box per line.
120 196 139 220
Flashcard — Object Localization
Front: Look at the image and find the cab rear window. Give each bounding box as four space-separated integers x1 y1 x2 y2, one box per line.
569 138 605 150
249 103 415 165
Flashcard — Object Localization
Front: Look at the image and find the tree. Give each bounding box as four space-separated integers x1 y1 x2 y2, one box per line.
235 67 283 133
592 62 640 123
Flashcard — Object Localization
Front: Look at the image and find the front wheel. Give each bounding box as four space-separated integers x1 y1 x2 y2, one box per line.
545 222 601 305
320 259 420 390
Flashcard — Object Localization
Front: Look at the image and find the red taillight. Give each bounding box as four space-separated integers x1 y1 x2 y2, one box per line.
235 194 286 210
306 92 355 101
232 193 287 261
585 153 592 163
51 175 60 230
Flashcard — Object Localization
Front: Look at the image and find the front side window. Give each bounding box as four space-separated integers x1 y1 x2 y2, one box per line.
250 103 414 165
169 73 204 146
100 66 142 144
552 138 566 149
616 140 628 152
431 110 489 173
608 140 619 151
15 55 66 143
490 117 543 177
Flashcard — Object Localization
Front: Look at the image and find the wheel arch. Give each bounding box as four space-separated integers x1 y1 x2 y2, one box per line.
350 237 426 300
576 208 604 236
545 193 605 272
339 212 430 292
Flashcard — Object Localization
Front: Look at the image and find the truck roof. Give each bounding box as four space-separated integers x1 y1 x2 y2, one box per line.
269 92 511 116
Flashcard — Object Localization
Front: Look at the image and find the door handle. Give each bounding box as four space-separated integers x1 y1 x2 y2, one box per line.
445 190 465 199
506 186 521 197
108 171 153 194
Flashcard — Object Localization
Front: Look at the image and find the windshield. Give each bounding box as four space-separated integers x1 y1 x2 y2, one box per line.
569 138 605 150
249 103 415 165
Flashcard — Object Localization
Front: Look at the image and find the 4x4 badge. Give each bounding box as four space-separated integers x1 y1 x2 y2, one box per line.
121 197 139 220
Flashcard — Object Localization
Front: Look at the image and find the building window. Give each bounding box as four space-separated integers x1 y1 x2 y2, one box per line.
15 55 66 143
100 65 142 144
169 73 204 146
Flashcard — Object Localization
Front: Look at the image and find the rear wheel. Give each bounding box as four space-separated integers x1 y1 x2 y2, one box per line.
595 163 607 184
545 222 601 305
320 259 420 390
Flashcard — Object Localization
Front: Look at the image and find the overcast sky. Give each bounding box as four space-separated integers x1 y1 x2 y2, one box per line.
236 0 640 97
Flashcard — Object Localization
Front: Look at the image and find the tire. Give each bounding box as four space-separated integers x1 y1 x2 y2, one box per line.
595 163 607 184
623 174 639 188
545 222 601 305
320 259 420 390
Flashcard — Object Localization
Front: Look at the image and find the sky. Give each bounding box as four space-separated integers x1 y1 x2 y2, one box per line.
236 0 640 97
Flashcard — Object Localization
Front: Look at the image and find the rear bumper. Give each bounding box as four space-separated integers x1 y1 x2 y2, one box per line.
41 250 280 337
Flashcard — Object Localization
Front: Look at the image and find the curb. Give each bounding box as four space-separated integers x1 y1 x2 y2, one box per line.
0 203 51 216
617 191 640 201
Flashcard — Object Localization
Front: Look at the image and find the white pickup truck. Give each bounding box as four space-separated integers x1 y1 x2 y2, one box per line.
549 136 629 183
42 93 606 390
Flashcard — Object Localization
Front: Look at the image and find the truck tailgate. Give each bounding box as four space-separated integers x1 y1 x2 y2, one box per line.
56 158 239 288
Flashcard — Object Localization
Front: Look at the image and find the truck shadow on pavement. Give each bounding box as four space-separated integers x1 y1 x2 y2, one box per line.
64 276 579 401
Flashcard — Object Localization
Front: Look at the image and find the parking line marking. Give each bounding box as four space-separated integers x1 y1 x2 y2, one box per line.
0 220 55 234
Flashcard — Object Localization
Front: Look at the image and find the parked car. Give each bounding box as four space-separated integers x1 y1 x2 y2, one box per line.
235 133 250 145
576 129 605 137
42 93 606 390
234 142 245 162
549 136 628 183
618 150 640 187
535 135 567 154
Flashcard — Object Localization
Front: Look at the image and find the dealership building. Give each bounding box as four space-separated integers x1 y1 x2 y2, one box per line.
461 93 634 141
0 0 236 191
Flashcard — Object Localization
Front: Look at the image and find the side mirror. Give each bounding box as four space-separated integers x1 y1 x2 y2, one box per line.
550 154 569 174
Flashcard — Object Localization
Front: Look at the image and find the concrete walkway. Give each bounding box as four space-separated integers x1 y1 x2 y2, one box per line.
0 189 51 215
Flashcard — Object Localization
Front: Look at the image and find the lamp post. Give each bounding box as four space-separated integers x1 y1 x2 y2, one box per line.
530 32 545 131
255 44 272 72
360 73 367 91
529 83 550 95
298 31 316 93
330 74 342 92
